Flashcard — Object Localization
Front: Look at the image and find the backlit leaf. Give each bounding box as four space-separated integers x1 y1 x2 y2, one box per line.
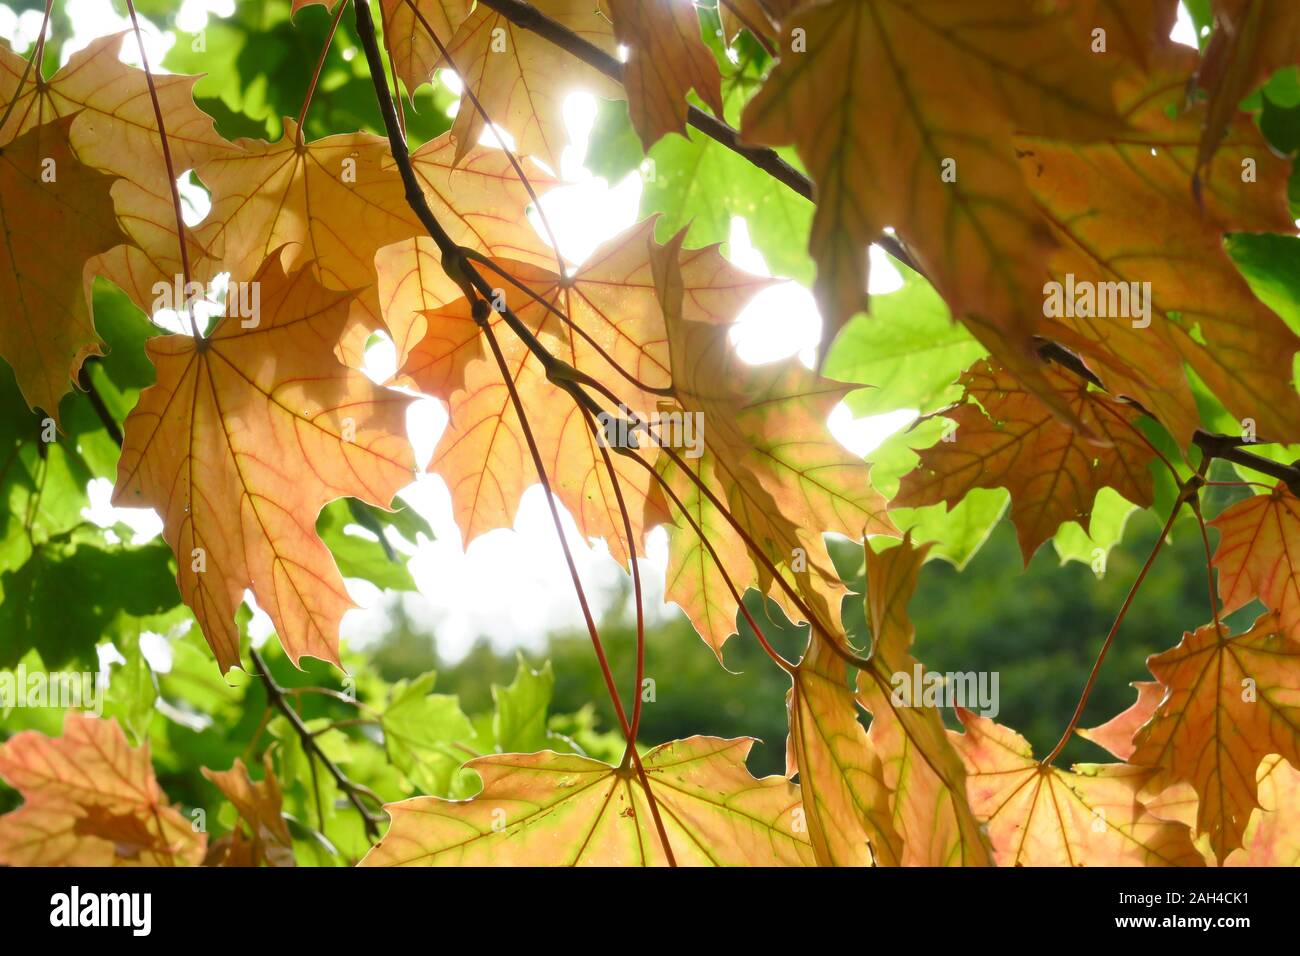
361 736 814 866
0 713 205 866
113 258 416 672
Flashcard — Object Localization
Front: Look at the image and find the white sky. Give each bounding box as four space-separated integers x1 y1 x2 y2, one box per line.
1 2 1204 661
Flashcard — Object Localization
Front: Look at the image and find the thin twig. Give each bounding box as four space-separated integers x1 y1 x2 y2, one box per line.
1036 339 1300 492
250 647 386 839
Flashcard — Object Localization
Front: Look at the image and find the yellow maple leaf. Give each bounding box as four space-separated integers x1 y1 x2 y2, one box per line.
360 736 814 866
857 537 993 866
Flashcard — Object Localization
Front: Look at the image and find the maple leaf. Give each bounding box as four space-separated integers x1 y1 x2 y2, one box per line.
413 219 761 565
603 0 725 149
1068 0 1180 71
719 0 791 46
1224 755 1300 866
0 115 126 422
1210 484 1300 643
372 133 560 368
856 537 993 866
378 0 473 94
652 232 895 653
1129 613 1300 860
1077 681 1163 762
0 33 234 316
444 0 622 172
113 257 416 673
193 120 423 358
787 636 902 867
359 736 814 866
1019 44 1300 441
202 754 295 867
0 713 205 866
740 0 1124 390
951 710 1203 866
1193 0 1300 184
895 358 1156 564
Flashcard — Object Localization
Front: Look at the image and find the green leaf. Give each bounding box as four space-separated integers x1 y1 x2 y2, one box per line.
588 79 816 283
0 535 179 669
381 671 476 796
317 498 431 591
1052 487 1138 575
101 631 159 744
825 265 987 416
491 654 556 754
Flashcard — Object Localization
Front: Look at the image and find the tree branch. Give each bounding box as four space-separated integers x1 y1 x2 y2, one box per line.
250 647 386 840
1034 339 1300 492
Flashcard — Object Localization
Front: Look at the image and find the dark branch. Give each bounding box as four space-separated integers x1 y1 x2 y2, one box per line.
250 647 385 840
1035 339 1300 493
1193 430 1300 495
353 0 606 418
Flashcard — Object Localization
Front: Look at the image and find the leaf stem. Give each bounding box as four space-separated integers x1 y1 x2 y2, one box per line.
124 0 203 342
477 312 677 865
295 0 348 144
1039 478 1198 767
0 0 52 138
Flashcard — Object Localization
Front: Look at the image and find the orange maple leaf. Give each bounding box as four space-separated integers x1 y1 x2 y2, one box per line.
952 709 1203 866
1020 44 1300 441
895 358 1155 563
0 714 205 867
202 754 295 867
1129 612 1300 860
741 0 1124 395
1211 484 1300 642
412 219 763 565
113 257 416 672
444 0 622 172
0 33 235 314
652 233 894 653
604 0 725 148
